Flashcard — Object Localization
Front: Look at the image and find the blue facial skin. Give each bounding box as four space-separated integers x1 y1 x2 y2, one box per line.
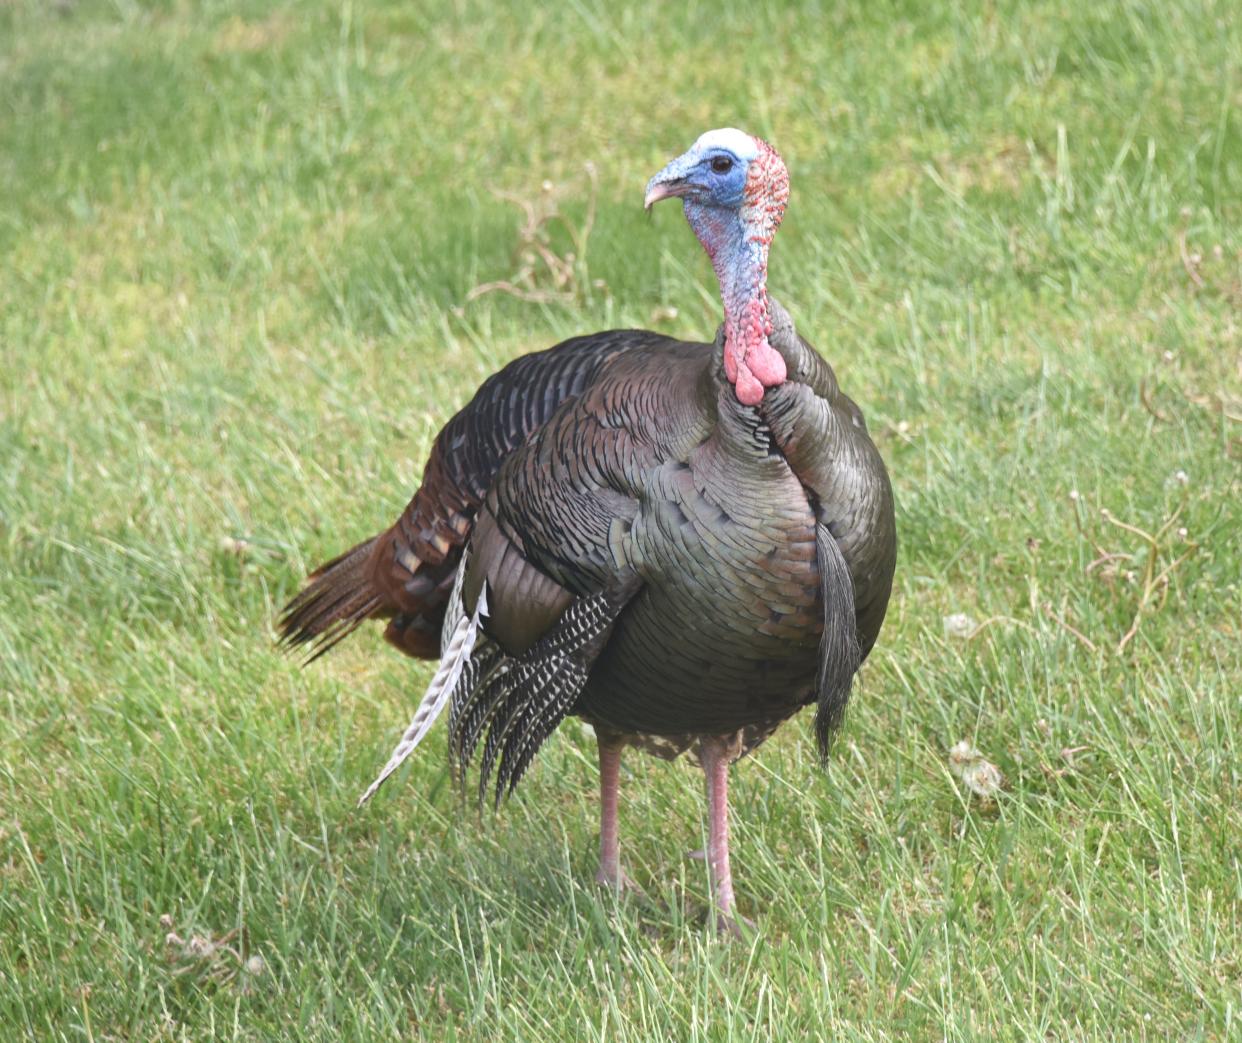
647 148 749 210
689 150 749 208
647 146 757 278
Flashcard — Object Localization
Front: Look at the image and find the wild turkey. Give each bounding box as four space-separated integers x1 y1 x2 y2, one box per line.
280 128 896 932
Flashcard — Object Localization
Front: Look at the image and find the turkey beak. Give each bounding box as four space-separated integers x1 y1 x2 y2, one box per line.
644 154 696 211
644 177 689 211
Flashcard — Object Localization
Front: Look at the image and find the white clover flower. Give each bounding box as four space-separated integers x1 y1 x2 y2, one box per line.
942 613 976 639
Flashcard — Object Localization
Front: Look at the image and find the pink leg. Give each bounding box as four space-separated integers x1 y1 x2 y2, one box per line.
699 736 750 935
595 737 633 891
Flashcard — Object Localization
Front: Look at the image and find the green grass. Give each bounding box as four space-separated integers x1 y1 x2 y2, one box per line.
2 0 1240 1037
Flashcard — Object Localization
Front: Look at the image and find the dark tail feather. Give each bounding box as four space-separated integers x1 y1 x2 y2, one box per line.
814 523 862 759
279 536 385 663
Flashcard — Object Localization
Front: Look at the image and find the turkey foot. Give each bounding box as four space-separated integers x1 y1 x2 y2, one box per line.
713 909 757 940
594 865 643 894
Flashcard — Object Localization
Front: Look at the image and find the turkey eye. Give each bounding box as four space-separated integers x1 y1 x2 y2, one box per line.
710 156 733 174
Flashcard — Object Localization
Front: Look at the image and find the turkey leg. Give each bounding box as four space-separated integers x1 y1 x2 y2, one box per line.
699 735 751 936
595 736 636 891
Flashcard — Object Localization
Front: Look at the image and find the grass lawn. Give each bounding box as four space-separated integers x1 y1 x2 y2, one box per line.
2 0 1240 1038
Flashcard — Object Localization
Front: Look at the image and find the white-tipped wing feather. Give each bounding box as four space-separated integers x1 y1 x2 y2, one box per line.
357 564 487 806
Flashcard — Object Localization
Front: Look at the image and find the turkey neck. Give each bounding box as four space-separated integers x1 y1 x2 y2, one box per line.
684 200 787 407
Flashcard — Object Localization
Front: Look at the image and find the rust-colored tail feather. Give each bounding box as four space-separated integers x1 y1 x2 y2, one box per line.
279 536 385 662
